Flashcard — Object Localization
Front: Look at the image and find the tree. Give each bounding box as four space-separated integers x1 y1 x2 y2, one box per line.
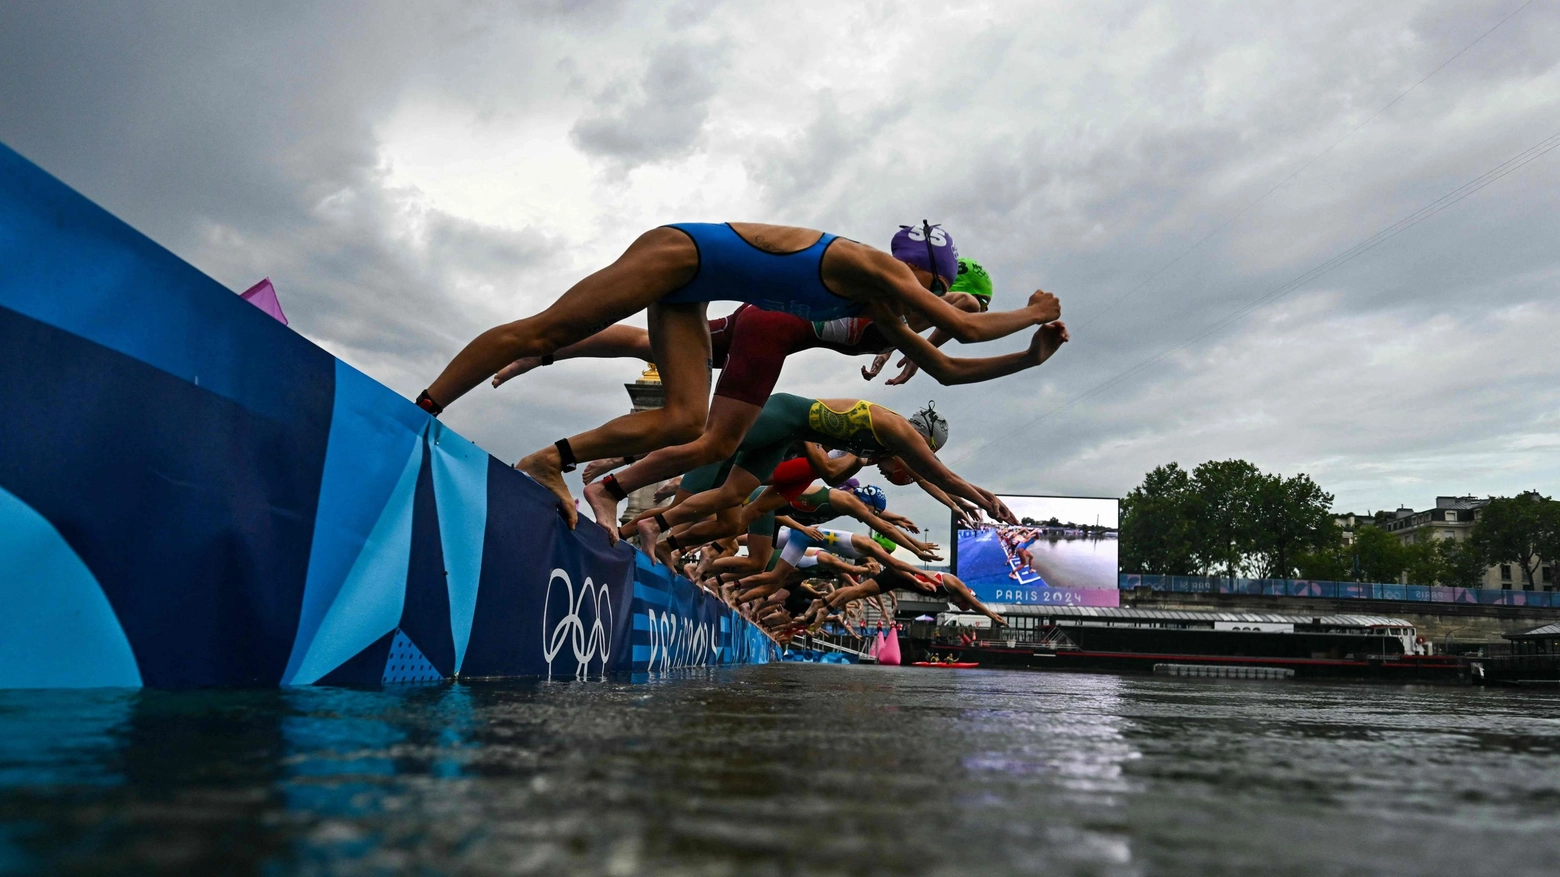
1251 472 1337 578
1295 543 1350 581
1437 538 1487 589
1187 459 1264 578
1352 525 1407 584
1539 504 1560 588
1120 463 1198 575
1401 538 1444 586
1472 492 1558 589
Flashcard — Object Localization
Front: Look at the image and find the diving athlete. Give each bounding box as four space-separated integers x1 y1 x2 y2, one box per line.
624 392 1016 559
488 246 1066 539
415 221 1062 527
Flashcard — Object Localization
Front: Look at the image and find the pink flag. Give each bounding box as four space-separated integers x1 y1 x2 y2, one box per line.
240 278 289 326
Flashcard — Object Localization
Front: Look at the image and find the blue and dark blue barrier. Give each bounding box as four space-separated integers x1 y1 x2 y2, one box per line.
1120 574 1559 607
0 142 775 689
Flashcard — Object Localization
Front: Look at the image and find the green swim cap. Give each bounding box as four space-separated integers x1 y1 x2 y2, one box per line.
872 532 899 553
950 258 992 310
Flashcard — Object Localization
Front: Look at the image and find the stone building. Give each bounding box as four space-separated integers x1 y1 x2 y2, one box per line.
1381 495 1554 591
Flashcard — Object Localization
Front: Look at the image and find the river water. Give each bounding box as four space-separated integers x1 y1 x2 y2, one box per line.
1024 536 1119 589
3 665 1558 876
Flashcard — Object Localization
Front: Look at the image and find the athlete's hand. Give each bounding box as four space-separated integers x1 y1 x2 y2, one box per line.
861 351 892 381
1026 289 1061 324
979 490 1017 525
863 559 882 576
1028 321 1069 364
913 545 944 563
797 525 826 541
885 357 921 386
881 511 919 532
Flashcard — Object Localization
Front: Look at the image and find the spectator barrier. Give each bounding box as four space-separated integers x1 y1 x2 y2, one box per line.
1120 574 1558 607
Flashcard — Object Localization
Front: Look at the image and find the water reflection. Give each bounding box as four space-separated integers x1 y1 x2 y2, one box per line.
0 670 1558 875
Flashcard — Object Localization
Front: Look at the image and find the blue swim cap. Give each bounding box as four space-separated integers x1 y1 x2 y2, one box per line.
853 484 887 512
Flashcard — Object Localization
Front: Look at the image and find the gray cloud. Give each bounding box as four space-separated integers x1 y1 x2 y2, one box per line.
2 0 1557 537
571 42 726 168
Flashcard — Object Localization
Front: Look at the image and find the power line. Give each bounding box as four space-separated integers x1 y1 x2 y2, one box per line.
1070 0 1539 333
948 128 1560 466
924 0 1541 433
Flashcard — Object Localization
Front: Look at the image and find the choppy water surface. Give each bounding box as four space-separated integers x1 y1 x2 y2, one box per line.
2 667 1559 876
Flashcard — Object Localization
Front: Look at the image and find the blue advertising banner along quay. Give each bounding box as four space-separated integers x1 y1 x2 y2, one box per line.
0 142 775 689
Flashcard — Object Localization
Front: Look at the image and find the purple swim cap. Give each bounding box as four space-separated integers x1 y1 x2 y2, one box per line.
890 221 959 283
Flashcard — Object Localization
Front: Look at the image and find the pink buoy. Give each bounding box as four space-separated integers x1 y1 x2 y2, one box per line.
878 626 902 666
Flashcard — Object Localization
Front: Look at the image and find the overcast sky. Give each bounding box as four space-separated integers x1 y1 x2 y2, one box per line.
3 0 1557 540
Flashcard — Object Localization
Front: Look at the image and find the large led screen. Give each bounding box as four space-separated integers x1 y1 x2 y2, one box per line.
953 495 1120 606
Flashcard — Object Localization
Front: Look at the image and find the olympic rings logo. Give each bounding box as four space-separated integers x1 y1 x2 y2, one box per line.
542 568 613 679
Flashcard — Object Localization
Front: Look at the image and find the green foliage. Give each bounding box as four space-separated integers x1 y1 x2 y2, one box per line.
1120 463 1198 575
1252 472 1337 578
1295 543 1350 581
1352 525 1407 583
1436 538 1487 588
1121 460 1337 578
1401 539 1443 587
1188 460 1263 578
1472 492 1560 588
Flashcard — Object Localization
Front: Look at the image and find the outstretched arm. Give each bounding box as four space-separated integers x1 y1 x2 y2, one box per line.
829 491 941 561
860 253 1060 344
903 468 980 529
877 415 1016 524
802 442 863 485
870 318 1069 387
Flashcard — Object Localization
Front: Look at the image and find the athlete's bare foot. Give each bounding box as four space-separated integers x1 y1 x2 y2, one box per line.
515 449 577 528
581 458 627 483
651 537 677 568
634 518 662 561
491 356 545 387
583 480 622 545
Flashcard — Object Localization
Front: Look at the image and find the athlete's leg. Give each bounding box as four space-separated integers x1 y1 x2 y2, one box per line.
588 395 763 500
826 578 885 612
424 227 694 408
634 466 761 549
941 572 1007 626
666 486 789 548
491 324 653 387
519 301 712 529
